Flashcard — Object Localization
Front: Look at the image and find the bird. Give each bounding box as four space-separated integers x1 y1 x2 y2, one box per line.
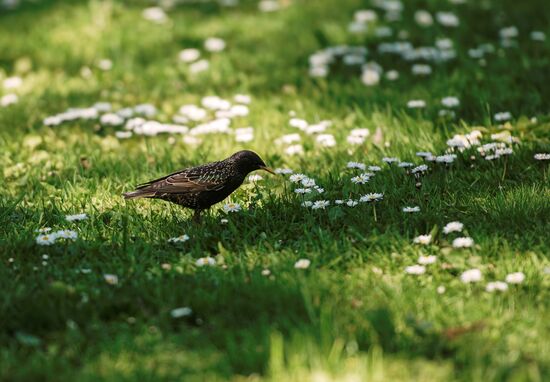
123 150 276 222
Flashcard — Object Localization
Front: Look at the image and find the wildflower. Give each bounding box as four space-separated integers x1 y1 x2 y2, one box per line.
220 218 228 224
104 274 119 285
294 259 311 269
301 178 316 187
3 76 22 89
168 234 190 243
437 285 446 294
441 97 460 108
97 59 113 71
316 134 336 147
171 307 192 318
351 173 370 184
359 193 383 202
414 10 433 27
460 268 482 283
494 112 512 122
289 174 308 183
486 281 508 292
412 64 432 76
416 152 432 158
413 234 432 245
261 269 271 276
534 153 550 160
382 157 399 164
179 48 200 63
65 213 88 222
289 118 308 130
402 206 420 213
452 237 474 248
36 227 52 233
100 113 124 126
248 174 263 182
234 94 251 104
55 230 78 240
385 70 399 80
443 221 463 234
368 165 381 172
361 68 380 86
142 7 167 23
301 201 313 207
505 272 525 284
196 257 216 267
295 188 311 194
285 144 304 155
405 265 426 275
398 162 413 168
36 234 56 246
189 59 209 73
223 202 242 213
407 99 426 109
275 168 293 175
312 200 330 210
346 200 358 207
1 93 18 107
436 12 459 27
418 255 437 265
531 31 546 42
204 37 226 52
347 161 366 170
435 154 456 163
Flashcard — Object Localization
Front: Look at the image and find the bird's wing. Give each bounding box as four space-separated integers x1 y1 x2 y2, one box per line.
136 162 230 194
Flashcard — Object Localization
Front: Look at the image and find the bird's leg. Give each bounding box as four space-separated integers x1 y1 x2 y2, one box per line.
192 209 202 224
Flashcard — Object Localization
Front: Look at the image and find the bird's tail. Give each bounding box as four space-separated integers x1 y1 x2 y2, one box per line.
123 189 155 200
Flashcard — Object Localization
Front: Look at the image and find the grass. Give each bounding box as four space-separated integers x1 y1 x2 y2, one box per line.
1 0 550 381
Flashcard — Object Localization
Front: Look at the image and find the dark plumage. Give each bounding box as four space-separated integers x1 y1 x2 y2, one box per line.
123 150 275 222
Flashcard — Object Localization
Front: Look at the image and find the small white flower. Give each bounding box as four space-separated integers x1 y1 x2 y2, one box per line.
1 93 18 107
361 68 380 86
196 257 216 267
486 281 508 292
275 168 293 175
452 237 474 248
142 7 167 23
534 153 550 161
36 227 52 233
494 111 512 122
294 188 311 194
179 48 200 63
55 230 78 240
100 113 124 126
168 234 190 243
402 206 420 213
443 221 464 234
359 193 384 202
189 59 210 73
248 174 263 182
436 11 459 27
65 213 88 222
261 269 271 276
36 234 56 245
346 200 358 207
294 259 311 269
398 162 414 168
223 202 242 213
104 274 119 285
3 76 22 89
220 218 228 224
351 173 370 184
412 64 432 76
382 157 400 164
441 96 460 108
301 178 316 187
97 58 113 71
505 272 525 284
407 99 426 109
413 234 432 245
312 200 330 210
301 201 313 207
204 37 226 52
405 265 426 275
289 173 307 183
171 307 192 318
368 165 381 172
460 268 482 283
418 255 437 265
347 161 366 170
437 285 446 294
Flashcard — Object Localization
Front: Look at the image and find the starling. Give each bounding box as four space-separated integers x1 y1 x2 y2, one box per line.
123 150 275 222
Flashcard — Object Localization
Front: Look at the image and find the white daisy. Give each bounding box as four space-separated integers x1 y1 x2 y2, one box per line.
359 193 384 202
405 265 426 275
460 268 482 283
534 153 550 161
168 234 190 243
65 213 88 222
443 221 463 234
402 206 420 213
294 259 311 269
204 37 226 52
418 255 437 265
505 272 525 284
346 200 358 207
104 274 119 285
452 237 474 248
275 168 293 175
223 202 242 213
179 48 200 63
36 234 57 246
351 173 370 184
485 281 508 292
196 257 216 267
55 230 78 240
312 200 330 210
413 234 432 245
289 173 307 183
171 307 192 318
347 161 366 170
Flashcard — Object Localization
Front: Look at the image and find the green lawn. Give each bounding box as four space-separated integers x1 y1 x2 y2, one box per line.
1 0 549 381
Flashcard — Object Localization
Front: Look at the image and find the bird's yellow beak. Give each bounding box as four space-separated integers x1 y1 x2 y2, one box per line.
259 166 276 175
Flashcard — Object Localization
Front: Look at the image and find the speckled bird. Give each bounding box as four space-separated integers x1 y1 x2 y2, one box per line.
123 150 275 222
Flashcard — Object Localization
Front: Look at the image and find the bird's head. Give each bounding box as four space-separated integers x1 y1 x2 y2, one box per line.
230 150 276 175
